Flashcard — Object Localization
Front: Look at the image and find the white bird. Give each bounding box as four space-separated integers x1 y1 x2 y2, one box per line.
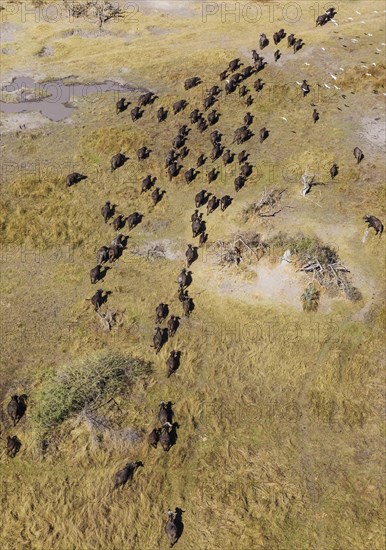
372 62 376 66
296 81 302 85
280 116 287 121
331 19 338 26
351 39 358 43
382 43 386 46
376 48 381 52
334 85 340 90
324 83 330 89
304 62 310 66
368 33 373 36
321 47 325 51
329 73 337 80
374 10 378 13
348 17 353 20
366 73 372 76
361 65 368 68
355 11 361 15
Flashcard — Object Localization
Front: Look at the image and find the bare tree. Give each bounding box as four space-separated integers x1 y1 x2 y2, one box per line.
63 0 125 29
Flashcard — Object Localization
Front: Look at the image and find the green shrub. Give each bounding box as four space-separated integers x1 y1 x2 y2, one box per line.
32 353 152 431
301 283 320 313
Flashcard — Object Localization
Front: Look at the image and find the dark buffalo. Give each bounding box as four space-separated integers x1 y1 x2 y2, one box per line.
185 168 197 185
168 161 181 181
260 33 269 49
274 50 281 62
287 34 295 47
166 350 181 378
223 149 234 165
91 289 104 311
116 97 127 114
363 215 383 236
238 150 249 164
240 162 253 178
111 153 127 172
153 326 165 354
131 106 142 121
234 175 245 192
66 172 86 187
354 147 364 164
203 95 216 111
148 427 161 448
165 149 178 168
137 146 150 161
155 303 169 324
127 212 142 231
180 146 189 160
157 106 167 122
245 95 253 106
207 110 219 126
313 109 319 124
108 244 121 263
96 246 109 265
294 38 304 53
7 395 27 426
207 168 218 184
138 91 157 107
101 201 114 223
173 100 187 115
225 81 237 95
112 214 125 231
260 127 268 143
159 401 174 425
160 423 173 451
167 315 180 337
197 154 206 167
228 58 242 72
241 65 254 79
197 118 208 133
207 195 218 215
151 187 164 206
141 174 156 194
220 195 232 211
184 76 201 90
210 143 223 161
195 189 208 208
90 265 102 284
302 80 310 97
190 109 201 124
220 69 228 81
7 436 21 458
173 134 185 149
177 268 191 290
192 217 203 238
330 164 338 179
210 130 222 145
273 32 280 45
244 112 253 126
165 509 184 547
113 461 143 490
199 232 208 247
182 296 194 317
254 78 264 92
185 244 198 267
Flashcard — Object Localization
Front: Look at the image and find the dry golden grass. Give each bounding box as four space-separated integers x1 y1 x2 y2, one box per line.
0 1 385 549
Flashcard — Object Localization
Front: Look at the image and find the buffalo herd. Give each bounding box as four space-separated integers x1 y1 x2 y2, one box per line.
5 6 383 547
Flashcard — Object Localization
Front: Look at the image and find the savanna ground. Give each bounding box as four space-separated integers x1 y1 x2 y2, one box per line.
0 1 385 548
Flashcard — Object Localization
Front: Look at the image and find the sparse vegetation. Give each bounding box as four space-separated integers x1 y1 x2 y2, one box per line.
0 1 384 549
32 353 152 432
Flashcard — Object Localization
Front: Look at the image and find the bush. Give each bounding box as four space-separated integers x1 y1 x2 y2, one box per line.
32 353 152 431
301 283 320 312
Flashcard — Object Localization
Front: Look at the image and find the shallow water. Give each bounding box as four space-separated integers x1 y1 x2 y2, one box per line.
0 77 139 121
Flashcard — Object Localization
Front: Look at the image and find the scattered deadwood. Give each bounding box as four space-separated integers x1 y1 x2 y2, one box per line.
299 259 358 299
96 309 123 331
301 172 326 196
216 233 268 265
242 188 288 220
